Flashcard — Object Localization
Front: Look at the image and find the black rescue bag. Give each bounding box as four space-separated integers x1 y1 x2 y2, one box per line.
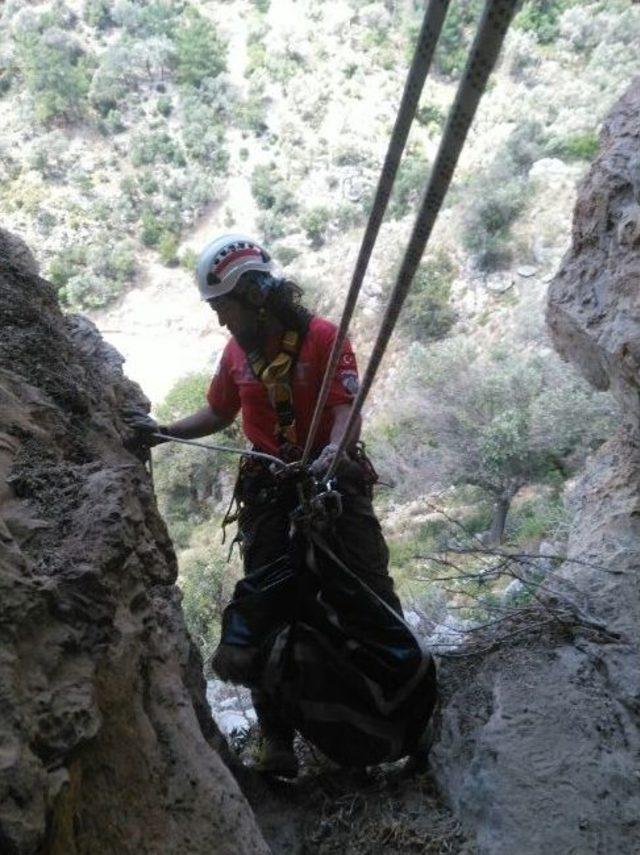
217 501 438 767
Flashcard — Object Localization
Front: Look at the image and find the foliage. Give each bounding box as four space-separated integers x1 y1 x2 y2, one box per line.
514 0 579 45
179 550 230 659
47 239 135 308
14 29 92 123
83 0 113 30
179 80 234 168
387 146 429 220
28 132 69 179
546 131 599 162
256 210 287 243
155 371 212 423
131 131 185 167
140 209 164 246
158 231 179 266
301 206 331 248
461 155 527 271
401 250 458 343
47 246 88 290
111 0 180 38
428 0 484 78
174 11 226 88
251 163 292 211
156 95 173 116
370 338 616 540
415 103 445 131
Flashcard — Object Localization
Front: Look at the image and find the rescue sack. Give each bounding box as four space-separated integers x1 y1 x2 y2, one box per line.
216 521 438 767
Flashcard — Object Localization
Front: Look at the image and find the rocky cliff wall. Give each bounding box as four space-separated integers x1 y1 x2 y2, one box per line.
430 81 640 854
0 231 268 855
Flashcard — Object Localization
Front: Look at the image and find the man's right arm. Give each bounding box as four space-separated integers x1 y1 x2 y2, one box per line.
162 405 234 440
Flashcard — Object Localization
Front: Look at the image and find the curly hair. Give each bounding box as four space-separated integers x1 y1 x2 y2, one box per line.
237 270 313 334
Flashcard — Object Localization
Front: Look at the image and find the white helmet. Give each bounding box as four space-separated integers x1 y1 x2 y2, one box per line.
196 233 274 301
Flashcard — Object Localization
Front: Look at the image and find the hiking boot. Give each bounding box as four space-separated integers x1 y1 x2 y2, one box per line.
256 736 299 779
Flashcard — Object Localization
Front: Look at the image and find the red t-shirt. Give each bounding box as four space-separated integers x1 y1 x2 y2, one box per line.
206 317 359 456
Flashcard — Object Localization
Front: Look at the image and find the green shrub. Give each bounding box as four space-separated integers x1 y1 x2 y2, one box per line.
415 103 445 130
112 0 178 38
175 11 226 87
504 120 549 174
301 206 331 248
63 272 122 308
250 163 297 217
47 246 88 290
131 131 185 167
237 88 268 135
140 210 163 246
156 95 173 116
462 158 527 271
83 0 112 29
546 131 599 162
155 371 211 423
426 0 484 78
256 210 287 242
179 551 229 659
180 247 198 271
100 109 125 134
158 231 179 266
401 250 458 343
265 50 306 85
28 132 68 179
514 0 579 45
388 146 429 220
89 240 136 282
15 30 92 124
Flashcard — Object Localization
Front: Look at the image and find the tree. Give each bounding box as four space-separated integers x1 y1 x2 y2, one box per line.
382 339 615 543
174 12 226 88
15 29 92 124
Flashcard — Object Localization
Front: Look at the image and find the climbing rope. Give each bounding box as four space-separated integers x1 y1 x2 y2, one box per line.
301 0 452 465
325 0 520 483
150 433 287 470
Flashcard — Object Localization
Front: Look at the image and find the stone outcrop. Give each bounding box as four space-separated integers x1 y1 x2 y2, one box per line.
430 81 640 853
0 234 268 854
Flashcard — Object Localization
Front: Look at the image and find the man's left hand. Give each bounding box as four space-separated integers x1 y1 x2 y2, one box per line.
308 443 343 477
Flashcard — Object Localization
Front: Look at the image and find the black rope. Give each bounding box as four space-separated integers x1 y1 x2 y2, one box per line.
301 0 452 464
326 0 520 481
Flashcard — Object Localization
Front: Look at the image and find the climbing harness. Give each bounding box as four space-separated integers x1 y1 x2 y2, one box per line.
244 328 302 452
304 0 521 482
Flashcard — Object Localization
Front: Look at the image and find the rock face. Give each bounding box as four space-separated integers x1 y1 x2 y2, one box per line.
0 235 268 854
430 82 640 853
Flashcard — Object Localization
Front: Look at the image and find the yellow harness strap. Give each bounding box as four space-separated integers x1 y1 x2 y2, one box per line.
247 330 300 446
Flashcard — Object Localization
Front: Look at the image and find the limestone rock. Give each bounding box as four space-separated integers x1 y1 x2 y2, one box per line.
0 245 268 853
431 80 640 855
547 77 640 420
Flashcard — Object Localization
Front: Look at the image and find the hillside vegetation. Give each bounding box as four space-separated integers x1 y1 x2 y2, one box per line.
1 0 638 659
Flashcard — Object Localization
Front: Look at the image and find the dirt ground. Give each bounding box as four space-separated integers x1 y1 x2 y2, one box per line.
234 732 472 854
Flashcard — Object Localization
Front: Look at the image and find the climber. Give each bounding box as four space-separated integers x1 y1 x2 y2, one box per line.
130 233 403 778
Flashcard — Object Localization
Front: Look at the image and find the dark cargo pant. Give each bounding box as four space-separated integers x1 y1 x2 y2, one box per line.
237 465 403 742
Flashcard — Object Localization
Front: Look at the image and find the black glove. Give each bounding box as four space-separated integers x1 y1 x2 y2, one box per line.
122 412 170 451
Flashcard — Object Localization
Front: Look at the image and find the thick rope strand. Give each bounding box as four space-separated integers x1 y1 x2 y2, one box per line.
301 0 452 464
326 0 521 481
